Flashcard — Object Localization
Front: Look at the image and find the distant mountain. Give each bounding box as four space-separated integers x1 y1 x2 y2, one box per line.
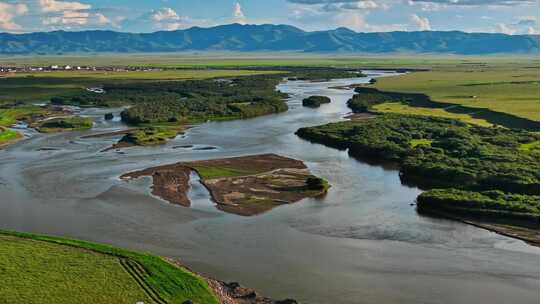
1 23 539 55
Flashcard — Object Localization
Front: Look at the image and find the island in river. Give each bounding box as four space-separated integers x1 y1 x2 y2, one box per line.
121 154 330 216
296 113 540 246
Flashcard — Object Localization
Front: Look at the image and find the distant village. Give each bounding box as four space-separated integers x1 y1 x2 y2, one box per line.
0 65 165 76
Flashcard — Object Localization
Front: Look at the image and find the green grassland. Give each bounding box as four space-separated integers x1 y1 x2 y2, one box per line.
0 69 281 104
119 127 181 146
38 116 93 133
373 102 493 127
0 106 46 126
0 230 218 304
374 64 540 122
3 54 540 124
191 165 256 179
0 127 21 146
2 53 537 69
520 140 540 154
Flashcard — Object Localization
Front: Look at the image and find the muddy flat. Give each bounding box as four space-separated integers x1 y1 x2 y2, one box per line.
121 154 329 216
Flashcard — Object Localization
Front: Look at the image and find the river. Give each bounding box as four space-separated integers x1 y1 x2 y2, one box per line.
1 71 540 304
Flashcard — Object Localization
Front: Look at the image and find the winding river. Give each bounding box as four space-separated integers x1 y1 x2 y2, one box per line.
1 72 540 304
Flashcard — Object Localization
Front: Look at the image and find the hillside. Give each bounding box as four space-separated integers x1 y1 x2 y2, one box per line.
1 23 540 55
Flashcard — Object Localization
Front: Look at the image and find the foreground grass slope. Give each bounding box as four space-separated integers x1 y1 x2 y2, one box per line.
0 230 219 304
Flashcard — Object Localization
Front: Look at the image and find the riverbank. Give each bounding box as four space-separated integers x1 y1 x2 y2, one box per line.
0 230 298 304
296 114 540 244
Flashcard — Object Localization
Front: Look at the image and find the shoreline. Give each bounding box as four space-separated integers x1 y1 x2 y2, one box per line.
417 208 540 247
1 229 296 304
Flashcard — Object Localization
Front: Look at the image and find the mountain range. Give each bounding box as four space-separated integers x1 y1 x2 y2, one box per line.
1 23 540 55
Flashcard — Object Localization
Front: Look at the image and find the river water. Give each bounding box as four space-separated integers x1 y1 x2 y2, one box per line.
1 72 540 304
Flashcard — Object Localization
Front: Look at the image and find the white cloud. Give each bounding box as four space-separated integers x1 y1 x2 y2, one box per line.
527 26 537 34
39 0 91 13
335 11 407 32
0 2 29 31
497 23 515 34
233 2 247 24
410 14 432 30
147 8 210 31
335 12 368 31
152 8 180 23
96 13 111 25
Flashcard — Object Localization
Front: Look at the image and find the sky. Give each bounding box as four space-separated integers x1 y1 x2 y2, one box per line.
0 0 539 34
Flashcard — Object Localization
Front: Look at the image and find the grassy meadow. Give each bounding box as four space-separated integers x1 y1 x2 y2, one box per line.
373 61 540 122
2 54 540 123
372 102 494 127
0 69 281 104
0 230 219 304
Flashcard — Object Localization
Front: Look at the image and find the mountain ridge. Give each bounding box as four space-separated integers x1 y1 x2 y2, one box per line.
1 23 539 55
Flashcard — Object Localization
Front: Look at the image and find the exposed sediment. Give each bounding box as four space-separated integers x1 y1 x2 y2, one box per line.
121 154 329 216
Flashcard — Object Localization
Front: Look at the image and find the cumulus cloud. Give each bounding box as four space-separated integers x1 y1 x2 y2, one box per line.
142 7 210 31
337 12 407 31
497 23 515 34
410 14 432 30
0 2 29 31
233 2 247 24
39 0 91 13
152 8 180 23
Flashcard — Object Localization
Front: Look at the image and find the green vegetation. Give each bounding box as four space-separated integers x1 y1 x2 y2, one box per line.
0 70 281 105
0 127 21 146
119 127 180 146
306 177 331 191
347 87 393 113
373 103 493 127
346 86 540 131
409 138 432 148
0 230 218 304
107 76 289 124
0 106 46 127
302 96 331 108
417 189 540 223
374 64 540 123
191 165 255 179
38 116 93 133
296 114 540 225
520 140 540 154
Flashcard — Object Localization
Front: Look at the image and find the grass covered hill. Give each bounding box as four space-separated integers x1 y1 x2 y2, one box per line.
0 230 219 304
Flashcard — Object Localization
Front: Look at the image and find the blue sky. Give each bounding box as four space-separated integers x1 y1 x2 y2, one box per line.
1 0 539 34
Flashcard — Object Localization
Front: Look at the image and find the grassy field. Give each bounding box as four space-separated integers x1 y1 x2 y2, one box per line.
520 140 540 154
37 116 94 133
374 63 540 122
0 230 219 304
2 53 538 69
372 102 493 127
191 165 256 179
0 106 46 126
0 69 281 104
2 54 540 123
0 127 21 146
